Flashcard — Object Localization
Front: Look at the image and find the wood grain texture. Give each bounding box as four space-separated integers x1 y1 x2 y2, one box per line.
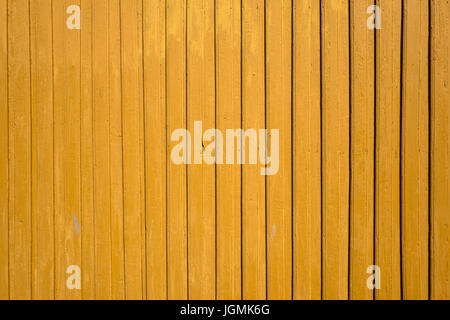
401 0 429 300
375 0 402 300
293 0 321 300
349 0 375 300
321 0 350 300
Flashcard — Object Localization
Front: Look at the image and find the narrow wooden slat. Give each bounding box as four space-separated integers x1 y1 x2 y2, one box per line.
349 0 375 300
242 0 266 300
109 0 125 301
266 0 292 300
8 0 32 300
430 0 450 300
30 0 55 300
375 0 402 300
166 0 188 300
120 0 144 300
0 0 9 300
92 0 112 299
401 0 429 300
143 0 167 300
216 0 241 300
292 0 321 300
80 0 96 300
321 0 350 300
53 0 82 300
187 0 216 300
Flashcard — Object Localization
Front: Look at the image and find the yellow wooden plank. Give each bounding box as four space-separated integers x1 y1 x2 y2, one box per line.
30 0 55 300
53 0 82 300
109 0 125 300
401 0 429 300
121 0 145 300
0 0 9 300
80 0 96 300
216 0 241 300
166 0 188 300
8 0 32 300
93 0 112 300
143 0 167 300
242 0 266 300
321 0 350 300
430 0 450 300
292 0 321 300
375 0 402 300
266 0 292 300
187 0 216 300
349 0 375 300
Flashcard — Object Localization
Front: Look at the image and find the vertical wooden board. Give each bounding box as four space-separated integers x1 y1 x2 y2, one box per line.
242 0 266 300
401 0 429 300
266 0 292 300
0 0 9 300
375 0 402 300
143 0 167 300
109 0 125 300
30 0 55 300
8 0 32 300
187 0 216 300
321 0 350 300
349 0 375 300
92 0 112 300
53 0 82 300
216 0 241 300
120 0 144 300
166 0 188 300
80 0 96 300
292 0 321 300
430 0 450 300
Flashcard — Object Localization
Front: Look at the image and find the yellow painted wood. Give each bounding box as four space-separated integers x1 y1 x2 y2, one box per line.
242 0 266 300
401 0 429 300
266 0 292 300
166 0 188 300
80 0 96 300
0 0 9 300
321 0 350 300
143 0 167 300
430 0 450 300
292 0 321 300
375 0 402 300
30 0 55 300
216 0 241 300
8 0 32 300
120 0 144 300
93 0 112 300
349 0 374 300
108 0 125 300
187 0 216 300
53 0 82 300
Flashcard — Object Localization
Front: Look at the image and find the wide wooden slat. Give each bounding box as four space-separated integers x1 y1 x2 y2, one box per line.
8 0 32 300
0 0 9 300
321 0 350 300
430 0 450 300
216 0 242 300
293 0 321 300
375 0 402 300
349 0 375 300
266 0 292 300
166 0 188 300
187 0 216 300
401 0 429 300
242 0 266 300
30 0 55 300
143 0 167 300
